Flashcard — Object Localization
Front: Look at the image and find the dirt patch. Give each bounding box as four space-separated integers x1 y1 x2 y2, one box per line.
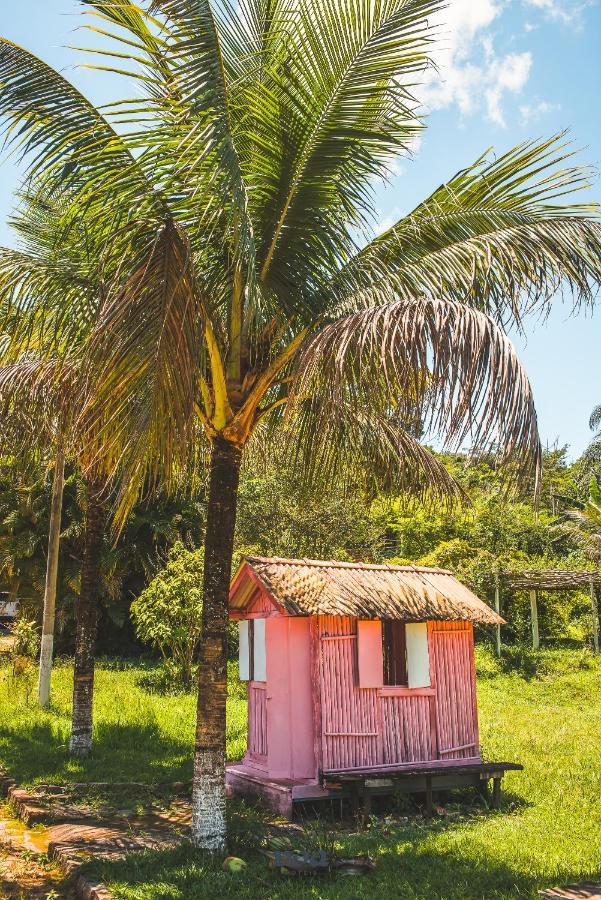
0 842 70 898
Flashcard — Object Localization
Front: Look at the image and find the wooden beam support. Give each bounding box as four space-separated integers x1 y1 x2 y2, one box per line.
590 578 599 654
494 575 502 658
425 775 433 817
530 590 540 650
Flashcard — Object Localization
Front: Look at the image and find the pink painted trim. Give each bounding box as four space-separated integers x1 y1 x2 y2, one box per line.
468 623 480 755
229 563 284 616
322 756 482 774
310 616 323 775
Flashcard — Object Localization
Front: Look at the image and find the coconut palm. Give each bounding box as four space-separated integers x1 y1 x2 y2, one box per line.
0 190 109 750
1 0 601 850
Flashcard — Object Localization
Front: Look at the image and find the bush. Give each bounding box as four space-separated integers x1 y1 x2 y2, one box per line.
131 543 203 690
11 617 40 660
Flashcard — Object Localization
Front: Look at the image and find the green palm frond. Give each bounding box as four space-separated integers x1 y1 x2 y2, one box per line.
0 187 102 357
254 0 443 307
333 135 601 323
0 38 153 223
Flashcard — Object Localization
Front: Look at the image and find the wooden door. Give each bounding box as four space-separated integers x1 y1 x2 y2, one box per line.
318 616 380 770
247 683 268 765
430 624 479 760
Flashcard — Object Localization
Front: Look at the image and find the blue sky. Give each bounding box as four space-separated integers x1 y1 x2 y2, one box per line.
1 0 600 456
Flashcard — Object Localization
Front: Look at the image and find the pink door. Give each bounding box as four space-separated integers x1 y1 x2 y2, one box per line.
319 616 380 770
431 625 479 760
247 683 268 765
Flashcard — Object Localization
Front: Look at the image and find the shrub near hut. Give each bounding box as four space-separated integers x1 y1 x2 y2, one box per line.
131 543 203 690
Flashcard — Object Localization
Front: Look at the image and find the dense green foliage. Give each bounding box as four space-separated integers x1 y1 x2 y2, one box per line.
1 444 599 655
1 654 598 898
131 543 204 689
0 457 204 654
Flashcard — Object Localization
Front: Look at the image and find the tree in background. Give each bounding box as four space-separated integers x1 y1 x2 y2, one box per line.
131 542 204 690
2 0 601 850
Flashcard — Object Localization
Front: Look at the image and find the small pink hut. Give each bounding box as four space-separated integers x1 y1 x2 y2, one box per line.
227 557 517 817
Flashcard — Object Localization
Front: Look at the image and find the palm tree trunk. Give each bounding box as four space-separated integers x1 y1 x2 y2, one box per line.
69 477 105 758
37 443 66 707
191 437 242 852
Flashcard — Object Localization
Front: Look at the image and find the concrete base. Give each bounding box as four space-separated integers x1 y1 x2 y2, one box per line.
226 764 327 818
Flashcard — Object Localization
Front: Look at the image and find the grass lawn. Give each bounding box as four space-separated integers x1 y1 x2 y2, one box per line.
0 649 600 898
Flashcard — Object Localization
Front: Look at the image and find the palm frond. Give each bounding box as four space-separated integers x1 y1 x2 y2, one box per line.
80 218 205 524
255 0 443 306
0 358 76 448
281 397 464 501
333 135 601 324
590 405 601 431
0 37 152 222
290 297 541 479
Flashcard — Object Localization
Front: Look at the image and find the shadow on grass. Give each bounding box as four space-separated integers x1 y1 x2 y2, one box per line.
79 831 557 900
0 719 193 786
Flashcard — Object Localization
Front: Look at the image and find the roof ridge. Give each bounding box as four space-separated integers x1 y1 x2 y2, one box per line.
244 555 452 576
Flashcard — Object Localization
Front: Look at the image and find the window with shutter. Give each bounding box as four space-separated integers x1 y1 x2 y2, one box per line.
382 620 408 686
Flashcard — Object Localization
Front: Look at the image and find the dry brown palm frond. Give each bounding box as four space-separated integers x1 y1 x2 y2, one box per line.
289 297 541 487
281 397 465 502
78 218 206 524
0 357 77 451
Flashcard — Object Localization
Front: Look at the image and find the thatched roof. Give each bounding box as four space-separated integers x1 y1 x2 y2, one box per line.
499 569 600 591
232 556 503 625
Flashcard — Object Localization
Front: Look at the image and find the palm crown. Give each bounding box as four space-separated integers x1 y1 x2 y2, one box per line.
2 0 600 507
1 0 601 852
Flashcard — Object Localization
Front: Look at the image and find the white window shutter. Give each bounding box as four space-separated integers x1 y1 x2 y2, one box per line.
238 620 250 681
406 623 431 688
253 618 267 682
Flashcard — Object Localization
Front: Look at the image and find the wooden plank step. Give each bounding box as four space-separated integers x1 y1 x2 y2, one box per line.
539 885 601 899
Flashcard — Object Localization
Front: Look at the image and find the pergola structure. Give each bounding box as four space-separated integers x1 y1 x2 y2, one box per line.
491 570 600 655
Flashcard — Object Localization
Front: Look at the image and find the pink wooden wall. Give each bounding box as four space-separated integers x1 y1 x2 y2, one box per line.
316 616 479 773
240 604 479 779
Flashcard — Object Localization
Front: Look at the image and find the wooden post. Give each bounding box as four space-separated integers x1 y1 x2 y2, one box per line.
37 443 65 707
425 775 433 817
492 776 502 809
494 575 502 658
590 578 599 654
530 590 540 650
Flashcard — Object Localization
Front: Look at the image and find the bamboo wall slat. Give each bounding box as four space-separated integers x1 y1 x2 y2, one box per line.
319 616 379 770
381 694 433 764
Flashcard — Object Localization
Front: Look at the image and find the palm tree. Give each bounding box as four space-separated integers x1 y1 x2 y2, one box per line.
1 0 601 850
0 191 109 751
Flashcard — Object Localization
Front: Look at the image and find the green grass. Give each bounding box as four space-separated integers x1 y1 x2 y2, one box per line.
1 649 600 898
0 658 247 784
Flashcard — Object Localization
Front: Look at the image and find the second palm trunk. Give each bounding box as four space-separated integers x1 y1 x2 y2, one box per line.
69 477 105 757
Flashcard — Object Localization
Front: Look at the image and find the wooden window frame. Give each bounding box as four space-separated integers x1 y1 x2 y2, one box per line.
248 618 255 682
382 620 408 687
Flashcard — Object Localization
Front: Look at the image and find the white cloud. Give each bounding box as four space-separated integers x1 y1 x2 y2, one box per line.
415 0 592 127
375 206 401 236
419 3 532 128
519 99 562 124
522 0 595 27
